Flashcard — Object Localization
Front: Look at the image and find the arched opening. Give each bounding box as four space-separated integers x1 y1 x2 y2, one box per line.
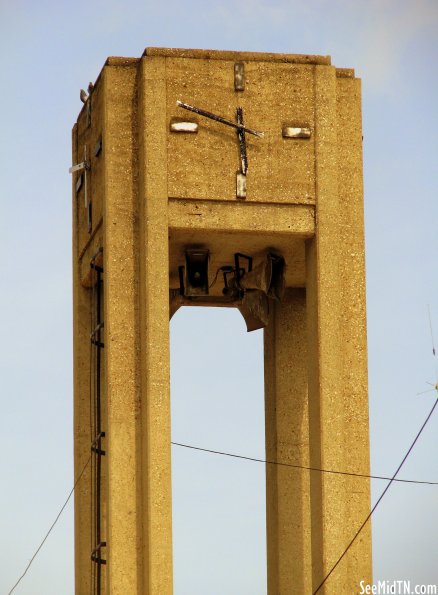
170 307 267 595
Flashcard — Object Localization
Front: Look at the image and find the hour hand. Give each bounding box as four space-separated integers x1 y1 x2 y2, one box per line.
177 100 264 138
236 107 248 175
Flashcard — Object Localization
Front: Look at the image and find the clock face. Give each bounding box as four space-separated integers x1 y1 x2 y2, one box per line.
166 58 315 204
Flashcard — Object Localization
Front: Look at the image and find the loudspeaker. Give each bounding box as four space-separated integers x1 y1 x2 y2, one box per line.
184 249 209 296
239 251 285 300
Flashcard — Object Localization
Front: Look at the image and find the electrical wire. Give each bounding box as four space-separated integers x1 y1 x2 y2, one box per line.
7 454 92 595
7 401 437 592
312 396 438 594
171 441 438 486
208 265 233 290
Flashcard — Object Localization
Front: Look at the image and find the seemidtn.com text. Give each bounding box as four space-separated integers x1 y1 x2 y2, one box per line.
359 581 437 594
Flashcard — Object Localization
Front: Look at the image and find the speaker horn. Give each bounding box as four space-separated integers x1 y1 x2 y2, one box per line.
184 249 209 296
239 251 285 300
238 290 270 332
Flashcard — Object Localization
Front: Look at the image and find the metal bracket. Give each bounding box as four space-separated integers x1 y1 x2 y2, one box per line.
234 253 253 281
70 147 94 233
91 431 106 456
91 321 105 348
91 542 107 565
69 147 90 206
69 161 89 174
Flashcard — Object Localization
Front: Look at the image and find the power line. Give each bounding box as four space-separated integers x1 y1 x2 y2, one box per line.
313 396 438 594
171 441 438 486
7 455 92 595
7 404 437 593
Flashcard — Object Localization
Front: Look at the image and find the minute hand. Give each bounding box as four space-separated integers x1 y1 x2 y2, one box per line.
177 100 264 138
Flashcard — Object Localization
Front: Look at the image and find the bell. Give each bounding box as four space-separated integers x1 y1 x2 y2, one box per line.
239 251 285 300
238 289 270 332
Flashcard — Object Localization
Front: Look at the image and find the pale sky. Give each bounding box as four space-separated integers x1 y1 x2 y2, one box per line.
1 1 437 593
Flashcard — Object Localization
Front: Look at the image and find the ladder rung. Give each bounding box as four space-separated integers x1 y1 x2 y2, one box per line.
91 338 104 348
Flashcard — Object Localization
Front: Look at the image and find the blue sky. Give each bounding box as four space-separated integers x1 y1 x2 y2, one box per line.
1 1 437 593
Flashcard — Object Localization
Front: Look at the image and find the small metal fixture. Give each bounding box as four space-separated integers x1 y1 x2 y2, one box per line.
184 249 210 296
234 62 245 91
222 253 252 298
282 126 311 139
69 161 88 175
91 431 106 455
91 542 107 565
69 147 92 233
69 147 90 206
234 253 253 284
170 119 198 133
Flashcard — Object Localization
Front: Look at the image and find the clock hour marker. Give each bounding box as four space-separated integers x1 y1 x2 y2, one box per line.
170 120 199 133
236 172 247 200
234 62 245 91
282 126 311 139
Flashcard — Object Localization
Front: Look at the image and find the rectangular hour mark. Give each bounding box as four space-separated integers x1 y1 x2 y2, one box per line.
170 119 198 133
234 62 245 91
282 126 311 139
236 172 247 199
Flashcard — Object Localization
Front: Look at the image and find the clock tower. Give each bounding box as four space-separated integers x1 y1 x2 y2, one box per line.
72 48 372 594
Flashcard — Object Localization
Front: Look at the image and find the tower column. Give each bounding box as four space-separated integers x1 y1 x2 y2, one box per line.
305 65 372 593
103 62 144 593
138 56 174 595
264 289 312 594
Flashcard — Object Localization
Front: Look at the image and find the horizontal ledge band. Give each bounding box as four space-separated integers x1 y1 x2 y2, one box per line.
168 198 315 236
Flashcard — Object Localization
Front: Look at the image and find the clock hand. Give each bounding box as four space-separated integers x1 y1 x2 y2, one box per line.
177 100 264 138
236 107 248 175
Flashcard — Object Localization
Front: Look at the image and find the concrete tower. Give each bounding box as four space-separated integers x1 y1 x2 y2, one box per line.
71 47 372 594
